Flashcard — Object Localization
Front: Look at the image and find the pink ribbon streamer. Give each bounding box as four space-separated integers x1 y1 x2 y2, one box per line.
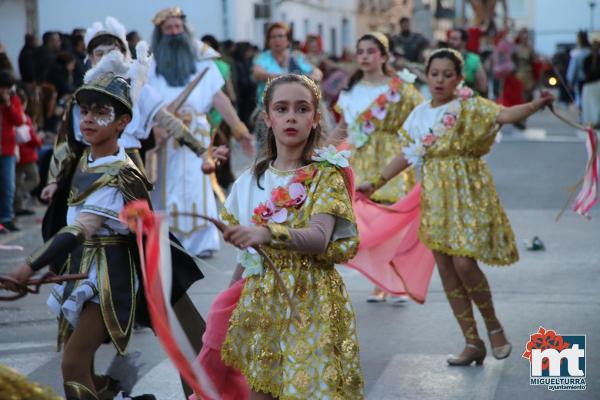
549 106 599 219
572 127 599 217
121 201 217 399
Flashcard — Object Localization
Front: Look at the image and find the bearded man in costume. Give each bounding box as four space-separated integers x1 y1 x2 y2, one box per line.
148 7 253 259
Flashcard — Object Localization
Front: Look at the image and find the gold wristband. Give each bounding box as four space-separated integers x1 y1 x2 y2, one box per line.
370 174 387 190
231 121 249 140
266 223 292 250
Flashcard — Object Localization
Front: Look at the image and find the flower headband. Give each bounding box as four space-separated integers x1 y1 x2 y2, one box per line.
368 32 389 53
427 48 465 68
263 74 322 106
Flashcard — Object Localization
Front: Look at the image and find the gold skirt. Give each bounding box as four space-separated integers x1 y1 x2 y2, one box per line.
221 264 364 399
420 156 519 266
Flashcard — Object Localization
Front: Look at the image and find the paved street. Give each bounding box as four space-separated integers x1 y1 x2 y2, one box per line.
0 109 598 399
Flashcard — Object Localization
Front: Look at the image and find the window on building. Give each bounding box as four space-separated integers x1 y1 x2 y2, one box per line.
330 27 337 56
341 18 350 50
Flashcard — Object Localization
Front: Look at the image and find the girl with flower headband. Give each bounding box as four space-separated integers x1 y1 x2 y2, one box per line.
194 74 363 399
333 32 424 303
358 48 555 366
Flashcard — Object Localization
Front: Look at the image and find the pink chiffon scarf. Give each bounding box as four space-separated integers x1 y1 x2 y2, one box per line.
190 279 250 400
345 184 435 303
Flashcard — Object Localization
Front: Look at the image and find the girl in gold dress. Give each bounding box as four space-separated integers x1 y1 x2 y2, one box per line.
220 74 363 399
359 49 555 366
334 32 423 303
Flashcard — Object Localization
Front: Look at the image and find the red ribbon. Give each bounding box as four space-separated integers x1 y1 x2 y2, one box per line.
120 200 217 399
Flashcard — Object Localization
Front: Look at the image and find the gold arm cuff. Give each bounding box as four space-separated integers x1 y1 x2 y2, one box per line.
370 174 388 191
266 223 292 250
231 121 249 140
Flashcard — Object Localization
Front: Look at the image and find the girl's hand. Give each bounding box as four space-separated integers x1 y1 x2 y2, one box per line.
0 263 35 291
212 145 229 163
238 132 254 156
152 126 169 146
357 182 375 197
223 226 271 249
41 183 58 201
535 90 555 110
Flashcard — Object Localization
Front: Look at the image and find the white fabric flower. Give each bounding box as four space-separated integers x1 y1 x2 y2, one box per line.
431 122 446 137
397 68 417 84
355 132 369 148
238 248 263 278
403 142 426 166
312 145 351 168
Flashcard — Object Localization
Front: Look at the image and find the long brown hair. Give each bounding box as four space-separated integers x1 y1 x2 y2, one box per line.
253 74 323 189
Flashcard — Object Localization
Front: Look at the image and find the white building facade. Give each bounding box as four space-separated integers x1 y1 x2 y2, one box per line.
226 0 358 55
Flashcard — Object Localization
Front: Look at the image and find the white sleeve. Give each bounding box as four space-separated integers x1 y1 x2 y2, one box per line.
82 186 125 222
222 178 240 224
202 60 226 99
401 107 417 138
336 91 348 114
136 84 165 139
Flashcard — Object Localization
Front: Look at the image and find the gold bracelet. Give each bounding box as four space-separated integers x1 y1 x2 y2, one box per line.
266 223 292 250
370 174 388 190
231 121 249 140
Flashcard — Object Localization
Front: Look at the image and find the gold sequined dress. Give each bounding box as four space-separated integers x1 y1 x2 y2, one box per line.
404 97 519 265
336 76 423 202
220 162 364 399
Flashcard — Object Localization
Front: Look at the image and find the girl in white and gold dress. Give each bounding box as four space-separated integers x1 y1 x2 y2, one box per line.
219 74 363 399
334 32 423 302
359 49 555 366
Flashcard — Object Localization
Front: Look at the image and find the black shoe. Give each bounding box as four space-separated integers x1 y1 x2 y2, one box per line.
16 209 35 216
0 221 20 232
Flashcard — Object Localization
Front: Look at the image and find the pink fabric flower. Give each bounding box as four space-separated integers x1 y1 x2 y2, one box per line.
422 133 437 147
287 182 307 208
362 120 375 134
372 105 387 120
387 89 401 103
456 86 474 100
271 207 288 223
442 113 457 129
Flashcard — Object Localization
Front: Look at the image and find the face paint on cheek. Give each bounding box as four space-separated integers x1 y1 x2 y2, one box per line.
94 106 115 127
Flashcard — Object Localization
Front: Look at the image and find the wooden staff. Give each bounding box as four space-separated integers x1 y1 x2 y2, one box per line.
172 212 302 322
166 67 209 114
0 272 88 301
